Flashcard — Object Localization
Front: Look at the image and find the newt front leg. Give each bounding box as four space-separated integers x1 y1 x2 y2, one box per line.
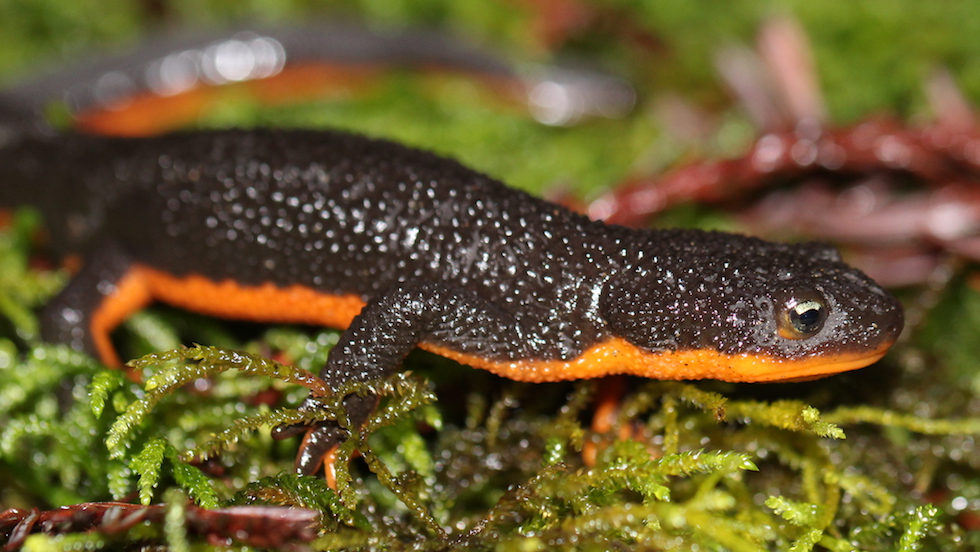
280 281 545 475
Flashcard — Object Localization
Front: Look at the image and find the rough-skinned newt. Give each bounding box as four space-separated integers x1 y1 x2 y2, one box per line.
0 25 512 137
0 24 632 137
0 28 904 475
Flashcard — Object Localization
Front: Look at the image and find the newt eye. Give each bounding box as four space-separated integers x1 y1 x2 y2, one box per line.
776 292 827 340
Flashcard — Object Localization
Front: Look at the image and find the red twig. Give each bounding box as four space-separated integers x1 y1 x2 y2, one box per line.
0 502 319 550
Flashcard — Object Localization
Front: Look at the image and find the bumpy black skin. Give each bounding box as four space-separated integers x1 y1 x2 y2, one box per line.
0 128 904 471
0 128 901 357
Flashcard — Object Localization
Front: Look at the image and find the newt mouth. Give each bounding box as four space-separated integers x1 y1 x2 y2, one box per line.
746 341 895 383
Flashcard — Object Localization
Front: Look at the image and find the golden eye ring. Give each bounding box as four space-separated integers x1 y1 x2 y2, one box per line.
777 295 827 340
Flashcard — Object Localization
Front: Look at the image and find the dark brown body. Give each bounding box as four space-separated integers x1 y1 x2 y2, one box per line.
0 128 902 378
0 29 903 474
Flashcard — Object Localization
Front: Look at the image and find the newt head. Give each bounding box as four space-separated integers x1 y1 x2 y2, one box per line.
598 229 904 383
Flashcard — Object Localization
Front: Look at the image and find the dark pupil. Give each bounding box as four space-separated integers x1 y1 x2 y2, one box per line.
790 301 822 333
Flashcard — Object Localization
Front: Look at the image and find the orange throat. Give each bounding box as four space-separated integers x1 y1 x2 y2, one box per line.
422 338 896 384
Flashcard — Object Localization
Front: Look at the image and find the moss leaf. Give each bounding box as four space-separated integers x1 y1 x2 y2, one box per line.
132 438 168 505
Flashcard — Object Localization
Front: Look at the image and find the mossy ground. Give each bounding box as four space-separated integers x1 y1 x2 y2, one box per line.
1 1 980 550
